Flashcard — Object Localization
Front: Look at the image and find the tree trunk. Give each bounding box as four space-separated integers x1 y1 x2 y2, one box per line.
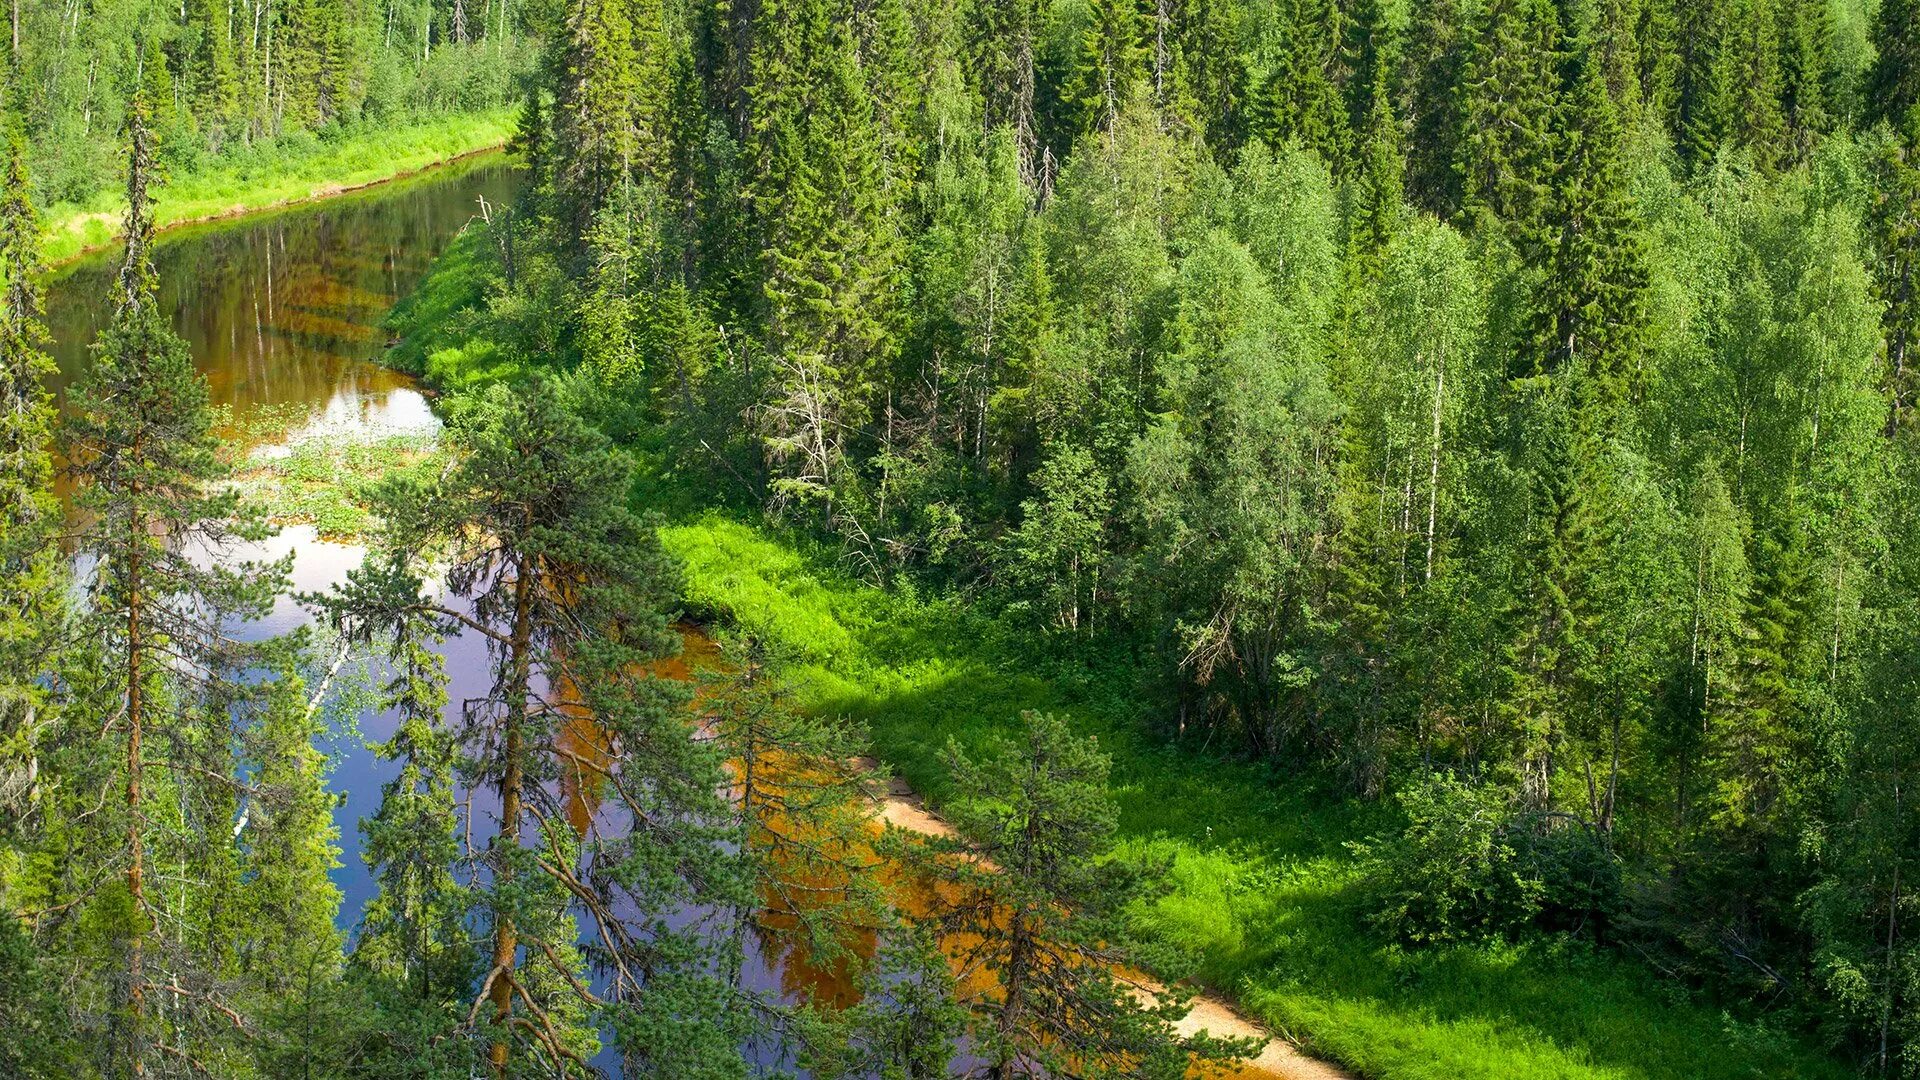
487 565 535 1077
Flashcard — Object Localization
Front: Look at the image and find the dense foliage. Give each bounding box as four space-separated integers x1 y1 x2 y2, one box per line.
5 0 1920 1072
9 0 532 213
391 0 1920 1072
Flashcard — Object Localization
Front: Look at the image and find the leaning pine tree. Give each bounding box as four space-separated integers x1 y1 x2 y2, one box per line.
905 711 1261 1080
327 377 750 1077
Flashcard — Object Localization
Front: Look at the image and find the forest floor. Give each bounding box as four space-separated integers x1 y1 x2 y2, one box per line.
660 510 1859 1080
41 109 515 265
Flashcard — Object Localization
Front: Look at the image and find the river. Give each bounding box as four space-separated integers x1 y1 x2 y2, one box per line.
40 155 1312 1080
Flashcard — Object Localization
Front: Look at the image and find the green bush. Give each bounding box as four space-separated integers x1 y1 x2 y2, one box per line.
1350 774 1622 945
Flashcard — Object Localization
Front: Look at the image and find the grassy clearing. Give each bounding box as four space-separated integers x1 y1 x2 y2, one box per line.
42 110 514 265
660 511 1855 1080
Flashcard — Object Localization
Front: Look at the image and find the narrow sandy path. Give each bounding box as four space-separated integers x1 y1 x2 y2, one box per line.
861 765 1353 1080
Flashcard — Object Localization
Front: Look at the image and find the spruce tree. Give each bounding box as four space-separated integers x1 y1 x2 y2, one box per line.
746 0 903 520
351 626 473 1016
1869 110 1920 431
548 0 673 241
1456 0 1560 246
1673 0 1728 171
1527 32 1651 408
1869 0 1920 128
1719 0 1786 171
1777 0 1834 161
970 0 1044 178
1253 0 1348 166
1399 0 1468 215
1068 0 1147 136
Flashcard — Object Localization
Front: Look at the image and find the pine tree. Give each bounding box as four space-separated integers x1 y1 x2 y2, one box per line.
909 712 1260 1078
60 89 290 1073
326 379 741 1076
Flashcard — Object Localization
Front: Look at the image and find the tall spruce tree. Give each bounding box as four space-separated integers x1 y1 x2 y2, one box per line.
1528 31 1651 407
1456 0 1560 246
1672 0 1728 170
1869 110 1920 431
1869 0 1920 128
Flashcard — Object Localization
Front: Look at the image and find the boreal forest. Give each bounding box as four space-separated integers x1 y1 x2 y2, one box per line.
0 0 1918 1075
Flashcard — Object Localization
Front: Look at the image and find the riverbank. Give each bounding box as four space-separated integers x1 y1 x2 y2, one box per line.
661 512 1856 1080
41 110 515 266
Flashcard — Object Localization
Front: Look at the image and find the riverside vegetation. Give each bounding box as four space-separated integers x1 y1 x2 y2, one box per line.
3 0 1920 1077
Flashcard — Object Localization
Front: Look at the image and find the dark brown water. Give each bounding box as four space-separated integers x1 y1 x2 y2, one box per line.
46 154 517 445
43 155 518 923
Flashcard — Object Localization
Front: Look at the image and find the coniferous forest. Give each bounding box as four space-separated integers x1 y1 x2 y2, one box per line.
3 0 1920 1075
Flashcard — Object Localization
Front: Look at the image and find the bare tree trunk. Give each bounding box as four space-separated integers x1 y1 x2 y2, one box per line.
487 567 535 1077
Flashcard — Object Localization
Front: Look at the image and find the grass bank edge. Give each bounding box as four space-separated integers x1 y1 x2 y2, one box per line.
41 109 515 266
659 511 1857 1080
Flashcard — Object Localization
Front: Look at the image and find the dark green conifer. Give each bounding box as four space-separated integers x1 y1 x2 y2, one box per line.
1069 0 1147 135
1253 0 1348 165
1869 0 1920 127
1777 0 1834 161
1673 0 1728 170
1869 109 1920 430
1456 0 1559 246
1527 34 1650 409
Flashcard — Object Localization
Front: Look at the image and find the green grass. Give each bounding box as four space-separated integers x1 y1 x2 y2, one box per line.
381 219 525 387
41 110 515 265
660 510 1856 1080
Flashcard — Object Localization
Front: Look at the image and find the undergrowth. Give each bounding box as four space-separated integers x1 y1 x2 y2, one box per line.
661 511 1855 1080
